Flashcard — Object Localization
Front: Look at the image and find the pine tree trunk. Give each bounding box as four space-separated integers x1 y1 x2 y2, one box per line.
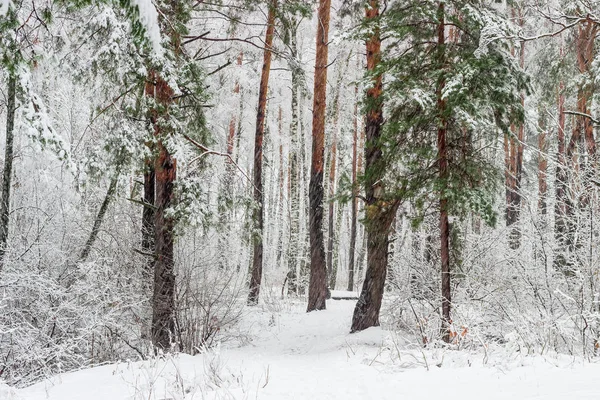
142 160 156 274
577 22 597 162
576 21 597 212
506 10 525 248
307 0 331 312
351 0 400 332
152 141 176 350
436 2 452 343
144 66 178 351
0 73 16 271
248 0 276 305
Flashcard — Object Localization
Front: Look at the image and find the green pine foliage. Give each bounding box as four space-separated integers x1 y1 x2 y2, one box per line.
375 0 529 226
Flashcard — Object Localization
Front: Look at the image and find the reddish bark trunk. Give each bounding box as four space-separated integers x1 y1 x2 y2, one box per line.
351 1 400 332
146 69 177 350
307 0 332 312
248 0 276 305
227 52 243 162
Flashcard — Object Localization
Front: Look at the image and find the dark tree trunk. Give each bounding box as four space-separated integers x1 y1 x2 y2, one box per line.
151 142 176 350
248 0 276 305
79 169 120 262
352 0 400 332
142 161 156 263
351 207 398 332
0 73 16 271
145 65 177 351
436 2 451 343
307 0 331 312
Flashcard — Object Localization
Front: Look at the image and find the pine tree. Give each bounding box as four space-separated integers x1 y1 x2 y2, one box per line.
352 0 526 335
351 0 401 332
248 0 277 306
307 0 331 312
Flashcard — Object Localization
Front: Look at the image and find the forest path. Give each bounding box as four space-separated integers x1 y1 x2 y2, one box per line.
13 295 600 400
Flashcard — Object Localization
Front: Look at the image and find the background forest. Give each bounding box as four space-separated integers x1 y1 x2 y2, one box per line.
1 0 600 390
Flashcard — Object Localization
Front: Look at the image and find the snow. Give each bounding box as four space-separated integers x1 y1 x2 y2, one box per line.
13 300 600 400
0 0 9 16
132 0 162 56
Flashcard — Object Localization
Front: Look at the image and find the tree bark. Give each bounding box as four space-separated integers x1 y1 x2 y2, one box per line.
351 0 400 332
0 73 16 271
248 0 276 305
307 0 332 312
143 65 178 350
506 10 525 248
152 141 176 350
142 160 156 271
436 2 451 343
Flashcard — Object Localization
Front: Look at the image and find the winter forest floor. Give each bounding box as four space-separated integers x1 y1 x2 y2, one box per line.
5 295 600 400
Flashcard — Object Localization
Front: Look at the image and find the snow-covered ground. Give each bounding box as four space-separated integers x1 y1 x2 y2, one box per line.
7 297 600 399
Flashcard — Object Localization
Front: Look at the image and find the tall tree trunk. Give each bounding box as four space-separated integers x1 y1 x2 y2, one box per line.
152 141 176 350
142 159 156 276
436 2 451 343
79 169 120 262
306 0 331 312
146 68 177 350
347 76 359 292
576 22 597 162
307 0 332 312
351 1 400 332
576 21 597 212
557 21 597 267
506 10 525 248
0 73 16 271
248 0 276 305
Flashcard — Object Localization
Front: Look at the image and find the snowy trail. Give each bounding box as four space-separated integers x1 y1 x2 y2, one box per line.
11 300 600 399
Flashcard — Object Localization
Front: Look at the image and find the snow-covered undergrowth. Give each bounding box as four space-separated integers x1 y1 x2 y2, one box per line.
8 298 600 399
